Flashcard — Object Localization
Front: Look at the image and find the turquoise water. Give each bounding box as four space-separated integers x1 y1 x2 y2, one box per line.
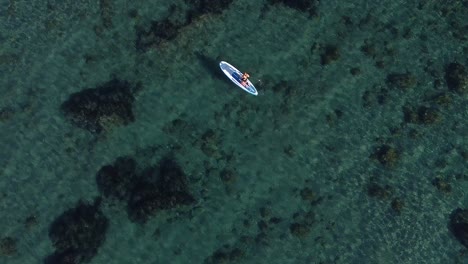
0 0 467 263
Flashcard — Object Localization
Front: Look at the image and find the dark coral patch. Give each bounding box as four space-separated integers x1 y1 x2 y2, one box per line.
200 129 222 158
289 210 315 238
290 222 310 238
371 144 399 167
361 87 389 107
219 168 237 184
136 1 234 52
267 0 319 16
184 0 234 24
367 182 393 200
205 246 244 264
45 199 108 264
361 42 377 58
391 198 404 214
126 158 195 223
157 158 192 196
403 105 440 124
99 0 113 28
0 236 17 256
386 73 416 90
95 155 195 223
126 177 164 223
45 250 88 264
445 62 468 94
320 45 340 65
61 79 137 133
136 18 182 52
432 177 452 193
96 157 137 201
429 92 452 107
449 208 468 248
162 118 193 135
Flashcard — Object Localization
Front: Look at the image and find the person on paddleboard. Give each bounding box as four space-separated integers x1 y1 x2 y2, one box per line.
240 72 250 87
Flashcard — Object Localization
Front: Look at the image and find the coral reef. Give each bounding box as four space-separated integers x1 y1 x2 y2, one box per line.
205 246 244 264
289 210 315 238
0 107 15 122
449 208 468 249
403 105 440 124
299 187 322 205
386 73 417 90
61 79 138 133
136 1 234 52
371 144 399 167
390 198 404 214
96 157 138 201
200 129 222 158
185 0 235 18
367 182 393 200
361 87 389 108
219 168 237 184
267 0 319 16
95 155 195 223
445 62 467 94
99 0 113 28
24 214 39 230
127 158 195 222
45 199 108 264
0 236 17 256
432 177 452 193
136 18 182 52
320 45 340 65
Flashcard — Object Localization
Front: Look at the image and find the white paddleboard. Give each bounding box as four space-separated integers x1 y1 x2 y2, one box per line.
219 61 258 96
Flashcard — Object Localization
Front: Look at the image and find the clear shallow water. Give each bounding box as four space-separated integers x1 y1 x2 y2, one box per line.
0 0 467 263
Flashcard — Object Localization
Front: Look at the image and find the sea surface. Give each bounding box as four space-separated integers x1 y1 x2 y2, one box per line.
0 0 467 263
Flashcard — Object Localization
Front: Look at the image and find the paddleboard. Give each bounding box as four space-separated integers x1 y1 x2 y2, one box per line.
219 61 258 96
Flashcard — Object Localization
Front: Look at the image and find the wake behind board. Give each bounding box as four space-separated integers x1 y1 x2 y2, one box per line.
219 61 258 96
